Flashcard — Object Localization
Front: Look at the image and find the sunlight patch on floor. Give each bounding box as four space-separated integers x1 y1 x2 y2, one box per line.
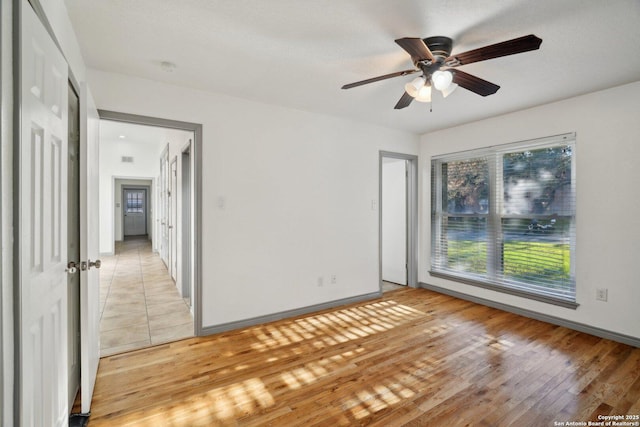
249 300 426 353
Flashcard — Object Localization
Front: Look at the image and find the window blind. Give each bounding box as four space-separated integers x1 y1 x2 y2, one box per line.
431 134 576 306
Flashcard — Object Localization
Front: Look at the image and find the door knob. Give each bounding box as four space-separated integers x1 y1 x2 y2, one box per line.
66 261 78 274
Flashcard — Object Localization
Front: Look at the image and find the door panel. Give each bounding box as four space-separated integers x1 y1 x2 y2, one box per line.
123 189 147 236
79 83 101 413
20 1 69 425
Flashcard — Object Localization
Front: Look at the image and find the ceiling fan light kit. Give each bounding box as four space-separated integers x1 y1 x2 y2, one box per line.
415 85 432 103
432 70 453 91
404 76 426 97
342 34 542 110
441 82 458 98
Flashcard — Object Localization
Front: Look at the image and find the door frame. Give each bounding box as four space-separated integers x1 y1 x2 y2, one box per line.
378 151 418 290
67 81 81 410
98 110 204 336
122 186 149 238
180 142 192 305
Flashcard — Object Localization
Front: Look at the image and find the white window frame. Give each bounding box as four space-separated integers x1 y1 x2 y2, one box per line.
430 133 577 308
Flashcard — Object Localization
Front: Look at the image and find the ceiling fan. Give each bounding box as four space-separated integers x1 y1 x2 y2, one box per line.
341 34 542 109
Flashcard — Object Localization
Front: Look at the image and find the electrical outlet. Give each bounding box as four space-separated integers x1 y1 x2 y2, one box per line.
596 288 608 302
330 274 337 284
317 276 324 287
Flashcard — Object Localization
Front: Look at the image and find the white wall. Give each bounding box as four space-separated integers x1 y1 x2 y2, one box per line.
38 0 86 83
382 158 407 284
420 81 640 339
87 69 420 328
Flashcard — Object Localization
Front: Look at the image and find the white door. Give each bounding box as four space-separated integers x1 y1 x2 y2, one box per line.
123 188 147 236
79 83 101 413
169 157 178 281
19 1 70 425
382 158 408 285
159 148 169 266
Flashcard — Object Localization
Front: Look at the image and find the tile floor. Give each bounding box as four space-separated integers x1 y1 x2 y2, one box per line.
382 281 406 292
99 237 194 357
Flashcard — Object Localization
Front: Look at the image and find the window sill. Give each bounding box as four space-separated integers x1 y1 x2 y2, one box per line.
428 270 579 310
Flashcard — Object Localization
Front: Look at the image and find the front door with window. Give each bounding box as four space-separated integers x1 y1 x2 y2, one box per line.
123 188 147 236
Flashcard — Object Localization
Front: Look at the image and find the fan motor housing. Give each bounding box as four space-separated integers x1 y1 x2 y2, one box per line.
423 36 453 62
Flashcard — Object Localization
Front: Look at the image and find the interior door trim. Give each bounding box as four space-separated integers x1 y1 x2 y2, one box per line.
97 110 204 337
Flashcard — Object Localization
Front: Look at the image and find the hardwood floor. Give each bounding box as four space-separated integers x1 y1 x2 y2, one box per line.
86 288 640 426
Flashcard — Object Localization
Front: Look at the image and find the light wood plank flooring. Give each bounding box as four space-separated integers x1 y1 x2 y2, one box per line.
87 287 640 426
99 237 193 356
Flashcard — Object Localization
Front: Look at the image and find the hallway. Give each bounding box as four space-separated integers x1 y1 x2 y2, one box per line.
99 238 193 357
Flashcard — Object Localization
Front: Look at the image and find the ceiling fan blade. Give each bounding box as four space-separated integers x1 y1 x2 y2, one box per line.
452 70 500 96
394 91 414 109
445 34 542 66
341 69 418 89
395 38 436 62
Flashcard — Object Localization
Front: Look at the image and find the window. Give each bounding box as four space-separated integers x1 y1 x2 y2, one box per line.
431 133 577 308
126 191 144 213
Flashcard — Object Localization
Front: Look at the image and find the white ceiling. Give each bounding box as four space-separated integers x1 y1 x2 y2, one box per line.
100 119 192 147
64 0 640 135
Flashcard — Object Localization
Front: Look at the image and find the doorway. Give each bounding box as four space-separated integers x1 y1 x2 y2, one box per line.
98 110 203 347
382 157 408 285
379 151 418 291
181 144 192 307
